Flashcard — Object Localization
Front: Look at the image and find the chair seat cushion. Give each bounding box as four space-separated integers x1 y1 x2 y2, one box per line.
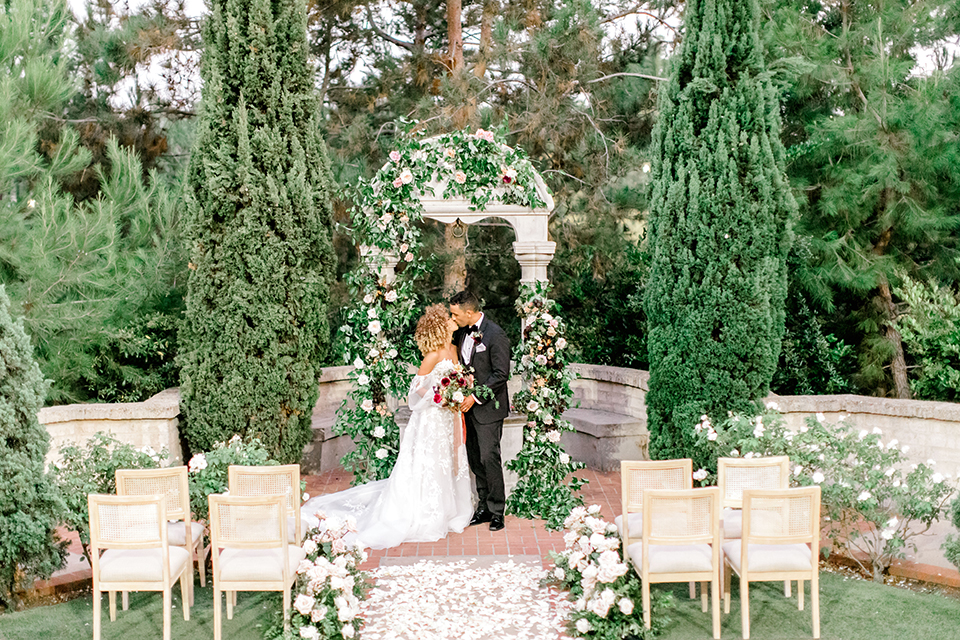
722 509 742 539
167 521 204 547
614 513 643 540
99 547 190 582
722 541 812 573
626 541 715 574
217 545 307 582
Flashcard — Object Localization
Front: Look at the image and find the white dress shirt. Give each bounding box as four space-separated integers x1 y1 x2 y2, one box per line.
461 313 484 365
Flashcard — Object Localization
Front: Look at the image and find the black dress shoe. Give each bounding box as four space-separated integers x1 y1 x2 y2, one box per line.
489 515 505 532
470 509 493 526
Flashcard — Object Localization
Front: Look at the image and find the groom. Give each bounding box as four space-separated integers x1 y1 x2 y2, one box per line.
450 290 511 532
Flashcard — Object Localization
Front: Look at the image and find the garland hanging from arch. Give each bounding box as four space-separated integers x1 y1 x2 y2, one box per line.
335 124 584 525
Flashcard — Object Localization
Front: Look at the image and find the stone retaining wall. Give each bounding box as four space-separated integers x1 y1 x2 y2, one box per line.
38 388 183 466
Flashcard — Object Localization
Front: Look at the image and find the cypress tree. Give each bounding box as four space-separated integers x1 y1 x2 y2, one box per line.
643 0 795 462
179 0 336 462
0 285 65 608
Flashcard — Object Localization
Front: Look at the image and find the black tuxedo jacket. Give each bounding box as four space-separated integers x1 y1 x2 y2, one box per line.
454 315 511 424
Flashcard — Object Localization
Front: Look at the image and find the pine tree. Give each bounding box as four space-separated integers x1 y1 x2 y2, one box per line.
0 285 65 608
179 0 336 462
643 0 795 462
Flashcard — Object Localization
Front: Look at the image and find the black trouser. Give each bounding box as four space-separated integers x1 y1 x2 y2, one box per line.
465 411 505 517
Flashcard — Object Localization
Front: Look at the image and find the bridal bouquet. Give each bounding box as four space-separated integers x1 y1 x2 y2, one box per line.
432 361 496 410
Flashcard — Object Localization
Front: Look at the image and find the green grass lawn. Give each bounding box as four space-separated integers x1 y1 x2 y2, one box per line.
1 571 958 640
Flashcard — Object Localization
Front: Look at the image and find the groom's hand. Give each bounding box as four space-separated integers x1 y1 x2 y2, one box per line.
460 395 477 412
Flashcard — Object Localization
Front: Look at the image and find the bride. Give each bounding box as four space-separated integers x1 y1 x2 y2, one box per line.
301 304 473 548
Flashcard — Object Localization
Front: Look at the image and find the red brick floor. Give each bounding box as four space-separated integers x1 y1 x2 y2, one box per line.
304 468 620 574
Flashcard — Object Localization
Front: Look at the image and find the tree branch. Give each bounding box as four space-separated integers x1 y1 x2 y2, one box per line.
585 71 667 84
365 6 415 52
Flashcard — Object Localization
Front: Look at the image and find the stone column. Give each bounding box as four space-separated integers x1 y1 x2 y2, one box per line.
513 240 556 283
359 245 401 283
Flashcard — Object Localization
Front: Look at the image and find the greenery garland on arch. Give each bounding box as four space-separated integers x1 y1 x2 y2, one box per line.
335 125 583 534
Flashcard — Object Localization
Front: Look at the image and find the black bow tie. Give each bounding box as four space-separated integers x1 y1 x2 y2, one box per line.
467 324 479 332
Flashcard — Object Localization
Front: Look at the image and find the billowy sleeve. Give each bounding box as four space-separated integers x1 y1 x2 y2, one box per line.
408 374 437 412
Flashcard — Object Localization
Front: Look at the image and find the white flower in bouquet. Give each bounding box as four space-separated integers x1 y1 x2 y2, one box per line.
294 594 316 616
557 337 567 349
361 399 374 412
588 505 601 516
357 374 370 386
373 426 386 438
812 471 825 484
547 430 561 443
405 252 414 261
544 414 554 425
452 391 465 403
342 625 355 638
546 326 557 337
526 400 539 412
297 559 314 574
606 523 618 534
536 354 548 366
563 530 579 546
330 575 346 591
589 532 607 549
299 625 319 640
366 307 378 319
389 150 401 163
384 289 398 302
363 293 374 304
590 589 617 618
353 357 364 369
387 348 398 359
367 320 382 334
575 618 591 634
375 448 388 459
302 539 318 555
188 453 207 473
310 606 328 623
554 567 565 581
368 347 380 358
333 538 349 554
399 168 414 184
559 453 570 465
618 597 634 615
586 517 606 535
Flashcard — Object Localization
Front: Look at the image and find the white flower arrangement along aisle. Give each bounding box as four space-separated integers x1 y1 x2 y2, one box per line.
506 282 586 529
547 505 673 640
334 122 569 492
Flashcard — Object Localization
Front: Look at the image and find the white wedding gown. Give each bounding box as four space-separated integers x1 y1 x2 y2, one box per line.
301 359 473 549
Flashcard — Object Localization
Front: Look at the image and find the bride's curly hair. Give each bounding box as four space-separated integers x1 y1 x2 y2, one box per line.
415 304 452 356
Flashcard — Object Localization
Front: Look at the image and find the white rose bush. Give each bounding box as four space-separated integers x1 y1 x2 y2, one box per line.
277 513 370 640
547 505 672 639
506 282 586 529
695 408 956 582
335 123 546 485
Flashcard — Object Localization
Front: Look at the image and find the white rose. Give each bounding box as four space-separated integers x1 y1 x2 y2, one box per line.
618 598 634 615
361 399 374 412
368 347 380 358
302 539 318 555
356 374 369 386
294 594 316 616
547 430 561 443
933 473 945 483
560 453 570 464
188 453 207 473
527 400 539 412
367 320 382 334
342 625 355 639
575 619 591 634
310 607 327 622
366 307 377 319
452 391 465 403
556 337 567 349
546 326 557 337
387 348 398 359
375 448 388 459
812 471 825 484
353 357 364 369
857 491 872 502
399 168 413 184
693 468 708 481
373 426 386 438
385 290 398 302
554 567 565 581
536 354 548 366
299 625 319 640
362 293 373 304
816 412 826 422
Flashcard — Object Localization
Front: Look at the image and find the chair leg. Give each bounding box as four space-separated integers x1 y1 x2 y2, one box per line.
784 579 791 597
109 590 117 622
812 573 820 639
213 588 222 640
283 587 291 629
197 542 207 587
701 581 708 612
163 587 172 640
724 562 732 614
689 580 696 599
93 588 102 640
642 580 652 629
122 590 129 611
180 571 191 621
711 576 721 640
226 589 234 620
741 580 750 640
798 578 804 610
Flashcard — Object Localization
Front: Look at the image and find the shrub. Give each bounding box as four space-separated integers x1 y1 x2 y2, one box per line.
185 435 279 523
894 275 960 402
695 409 956 582
547 504 672 639
0 285 67 609
53 432 166 565
941 497 960 572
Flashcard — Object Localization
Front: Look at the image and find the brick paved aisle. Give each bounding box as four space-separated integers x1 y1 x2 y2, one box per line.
303 468 621 573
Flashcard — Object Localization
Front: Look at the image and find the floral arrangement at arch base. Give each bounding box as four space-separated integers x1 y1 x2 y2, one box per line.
335 122 547 485
268 513 369 640
506 281 587 530
546 505 673 639
693 406 957 582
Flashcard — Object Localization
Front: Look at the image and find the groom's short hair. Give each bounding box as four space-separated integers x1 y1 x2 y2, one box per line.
449 290 480 312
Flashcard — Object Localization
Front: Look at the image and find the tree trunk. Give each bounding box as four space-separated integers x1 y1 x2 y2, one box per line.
444 223 467 294
474 1 497 79
447 0 463 71
878 277 911 399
